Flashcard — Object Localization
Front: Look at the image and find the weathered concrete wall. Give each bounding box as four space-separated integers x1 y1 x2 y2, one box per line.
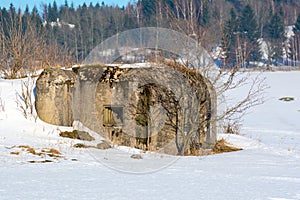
93 65 216 154
35 64 217 155
35 68 76 126
72 66 104 131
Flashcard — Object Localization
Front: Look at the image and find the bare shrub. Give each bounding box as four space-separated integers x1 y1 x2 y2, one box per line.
217 71 267 133
16 78 37 120
224 121 240 135
0 11 73 79
163 1 267 135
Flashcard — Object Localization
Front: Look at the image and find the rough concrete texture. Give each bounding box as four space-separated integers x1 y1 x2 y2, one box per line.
35 68 76 126
36 64 216 155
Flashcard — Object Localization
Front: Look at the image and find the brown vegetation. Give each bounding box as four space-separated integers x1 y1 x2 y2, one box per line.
59 130 95 141
210 139 242 154
0 10 72 79
7 145 63 163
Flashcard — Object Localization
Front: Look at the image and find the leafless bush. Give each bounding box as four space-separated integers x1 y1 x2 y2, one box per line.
16 78 37 121
224 121 240 135
219 72 267 118
0 11 73 79
163 0 267 135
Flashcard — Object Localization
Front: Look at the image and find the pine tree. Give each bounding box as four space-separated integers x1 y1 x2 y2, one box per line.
47 2 58 22
22 6 30 32
239 4 261 64
52 0 58 17
222 8 239 67
140 0 157 25
31 6 42 30
267 13 285 39
265 11 285 63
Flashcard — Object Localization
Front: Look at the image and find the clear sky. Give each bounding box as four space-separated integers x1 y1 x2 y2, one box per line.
0 0 131 11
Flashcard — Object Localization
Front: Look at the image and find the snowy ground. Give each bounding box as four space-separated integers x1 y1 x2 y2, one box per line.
0 71 300 200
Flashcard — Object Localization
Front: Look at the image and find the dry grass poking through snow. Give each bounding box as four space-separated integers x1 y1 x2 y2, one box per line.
6 145 64 163
210 139 243 154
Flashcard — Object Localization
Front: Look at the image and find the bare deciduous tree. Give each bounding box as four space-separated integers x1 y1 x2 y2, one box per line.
163 0 267 135
0 10 73 79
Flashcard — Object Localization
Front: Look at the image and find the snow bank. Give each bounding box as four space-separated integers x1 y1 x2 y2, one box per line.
0 71 300 200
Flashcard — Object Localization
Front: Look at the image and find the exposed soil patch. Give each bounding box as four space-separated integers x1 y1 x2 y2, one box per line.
279 97 295 102
131 154 143 159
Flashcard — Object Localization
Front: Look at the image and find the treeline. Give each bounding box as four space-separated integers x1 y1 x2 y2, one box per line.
1 0 300 77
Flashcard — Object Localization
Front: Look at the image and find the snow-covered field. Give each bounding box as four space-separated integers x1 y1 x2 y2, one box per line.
0 71 300 200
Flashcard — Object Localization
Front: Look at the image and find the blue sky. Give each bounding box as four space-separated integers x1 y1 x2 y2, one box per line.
1 0 131 11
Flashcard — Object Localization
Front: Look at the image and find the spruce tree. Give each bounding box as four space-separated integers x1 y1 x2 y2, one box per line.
265 12 285 63
31 6 42 31
47 1 58 22
222 8 239 66
267 13 285 39
239 4 261 64
140 0 157 25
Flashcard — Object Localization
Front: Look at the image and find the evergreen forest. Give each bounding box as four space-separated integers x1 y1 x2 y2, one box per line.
1 0 300 77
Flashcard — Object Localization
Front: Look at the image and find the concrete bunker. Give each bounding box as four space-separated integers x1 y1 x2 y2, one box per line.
36 63 216 155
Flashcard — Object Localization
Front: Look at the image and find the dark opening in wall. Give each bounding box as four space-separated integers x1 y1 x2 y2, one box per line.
103 106 124 127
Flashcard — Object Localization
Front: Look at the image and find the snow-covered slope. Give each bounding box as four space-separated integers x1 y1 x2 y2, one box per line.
0 71 300 200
